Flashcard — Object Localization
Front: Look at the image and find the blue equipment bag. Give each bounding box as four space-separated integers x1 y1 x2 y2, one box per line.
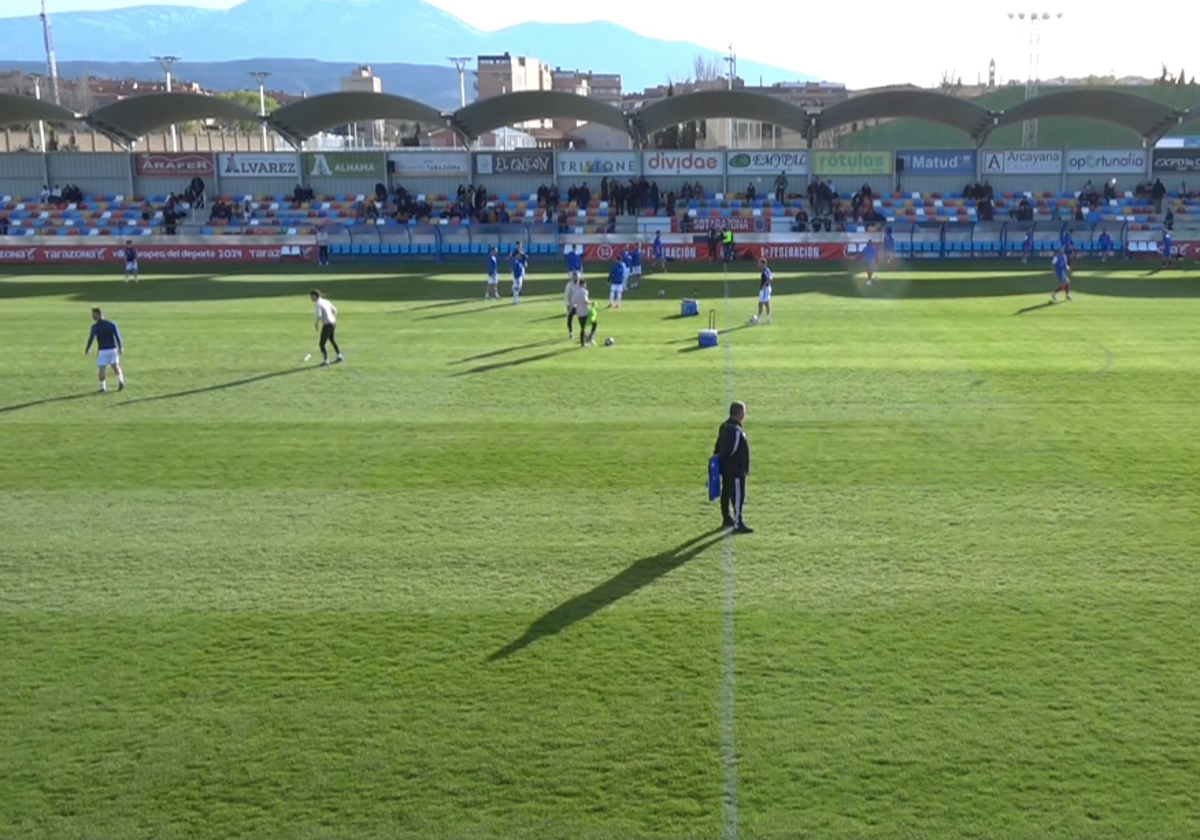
708 455 721 501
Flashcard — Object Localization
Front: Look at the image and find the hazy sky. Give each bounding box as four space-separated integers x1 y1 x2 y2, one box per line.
1 0 1196 90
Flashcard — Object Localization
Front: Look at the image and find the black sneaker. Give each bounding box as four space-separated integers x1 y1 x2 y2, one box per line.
733 524 754 535
722 518 736 528
118 382 125 391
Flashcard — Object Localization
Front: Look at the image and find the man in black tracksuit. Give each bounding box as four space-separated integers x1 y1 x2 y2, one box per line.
714 401 752 533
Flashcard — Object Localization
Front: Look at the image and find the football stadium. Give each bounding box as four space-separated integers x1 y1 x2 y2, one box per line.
3 23 1200 840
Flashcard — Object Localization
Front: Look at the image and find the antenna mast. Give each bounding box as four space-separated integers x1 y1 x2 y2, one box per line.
40 0 61 105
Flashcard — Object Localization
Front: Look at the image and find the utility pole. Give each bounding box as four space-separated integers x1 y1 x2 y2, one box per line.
249 71 271 149
152 55 180 151
31 74 47 151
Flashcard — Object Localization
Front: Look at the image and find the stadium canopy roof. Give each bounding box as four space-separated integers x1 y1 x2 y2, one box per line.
634 90 811 141
0 92 80 127
812 89 993 143
87 92 262 145
453 90 630 140
269 92 449 146
986 89 1180 143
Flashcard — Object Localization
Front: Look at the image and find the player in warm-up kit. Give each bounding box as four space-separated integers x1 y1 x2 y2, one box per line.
629 243 642 289
1050 249 1072 302
608 255 628 308
310 289 344 365
652 231 667 273
883 227 895 263
485 247 500 299
85 307 125 392
565 245 583 284
1022 230 1034 264
565 272 580 339
752 259 772 324
510 244 528 305
123 240 138 283
1097 230 1115 262
1161 229 1174 268
1062 230 1076 267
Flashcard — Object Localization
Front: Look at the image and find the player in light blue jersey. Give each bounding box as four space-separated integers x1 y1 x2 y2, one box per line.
629 244 642 289
510 245 528 305
485 247 499 299
861 240 878 284
565 245 583 282
1022 230 1034 264
1096 230 1115 263
1050 249 1072 302
1161 230 1174 268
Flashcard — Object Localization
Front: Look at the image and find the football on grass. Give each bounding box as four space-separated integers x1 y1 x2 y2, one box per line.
604 337 615 346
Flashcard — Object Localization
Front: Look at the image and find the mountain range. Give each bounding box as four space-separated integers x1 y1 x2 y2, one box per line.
0 0 813 105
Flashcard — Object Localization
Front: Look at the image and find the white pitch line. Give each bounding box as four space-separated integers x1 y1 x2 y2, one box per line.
720 262 739 840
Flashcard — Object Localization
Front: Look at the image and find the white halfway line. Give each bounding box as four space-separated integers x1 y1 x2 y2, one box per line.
720 262 739 840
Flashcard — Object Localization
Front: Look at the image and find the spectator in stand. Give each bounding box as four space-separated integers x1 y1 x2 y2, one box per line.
962 182 976 200
50 184 63 205
1017 198 1033 222
567 184 578 206
666 191 676 219
650 181 660 215
498 205 510 224
537 184 549 207
39 184 50 203
1181 181 1192 199
1152 178 1167 213
293 184 305 203
547 184 560 213
978 196 994 222
1104 179 1117 202
189 176 206 209
774 171 788 203
746 182 757 202
1165 207 1175 231
693 180 703 200
600 177 609 203
578 182 591 212
681 183 693 201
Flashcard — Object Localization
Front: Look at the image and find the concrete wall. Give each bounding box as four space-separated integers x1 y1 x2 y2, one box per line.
132 176 202 199
895 174 971 196
0 152 47 199
217 177 298 199
389 176 462 199
982 175 1063 196
46 153 131 198
306 177 378 198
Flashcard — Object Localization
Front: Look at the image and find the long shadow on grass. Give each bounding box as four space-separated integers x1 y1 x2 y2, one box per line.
0 391 95 415
452 339 559 365
1015 300 1057 315
451 348 574 376
113 365 319 406
488 529 727 662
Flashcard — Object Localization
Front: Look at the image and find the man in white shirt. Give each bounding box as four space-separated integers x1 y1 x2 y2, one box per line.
310 289 344 366
316 228 330 266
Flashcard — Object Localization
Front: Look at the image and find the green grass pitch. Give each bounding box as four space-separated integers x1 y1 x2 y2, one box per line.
2 260 1199 840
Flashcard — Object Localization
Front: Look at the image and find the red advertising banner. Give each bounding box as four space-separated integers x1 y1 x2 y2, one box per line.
0 244 315 263
671 216 768 233
581 242 849 263
134 152 216 178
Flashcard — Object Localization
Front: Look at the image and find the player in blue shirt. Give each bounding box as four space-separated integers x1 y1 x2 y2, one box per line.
510 244 528 305
485 247 499 299
565 245 583 283
629 243 642 289
1161 229 1174 268
752 259 773 324
1096 230 1115 263
1051 249 1072 303
652 231 667 273
883 228 895 263
1022 230 1034 264
123 240 138 283
608 256 628 308
85 307 125 393
861 240 878 284
1062 230 1076 267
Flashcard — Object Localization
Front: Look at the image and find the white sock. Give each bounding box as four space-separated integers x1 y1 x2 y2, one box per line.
117 373 125 384
100 382 107 391
617 292 623 305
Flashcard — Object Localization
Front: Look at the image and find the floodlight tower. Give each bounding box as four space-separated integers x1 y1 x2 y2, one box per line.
1007 11 1064 148
152 55 181 151
448 57 472 149
40 0 61 105
724 43 737 149
250 71 271 148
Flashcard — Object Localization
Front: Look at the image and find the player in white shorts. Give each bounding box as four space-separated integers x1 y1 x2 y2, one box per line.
485 247 500 299
123 241 138 283
85 307 126 392
752 259 772 324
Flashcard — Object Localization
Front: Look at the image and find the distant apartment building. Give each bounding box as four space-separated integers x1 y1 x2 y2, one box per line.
476 53 553 129
549 67 622 133
340 65 384 146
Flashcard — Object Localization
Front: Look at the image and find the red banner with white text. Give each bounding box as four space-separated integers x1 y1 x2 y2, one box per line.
670 216 773 233
0 244 315 264
582 242 850 263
